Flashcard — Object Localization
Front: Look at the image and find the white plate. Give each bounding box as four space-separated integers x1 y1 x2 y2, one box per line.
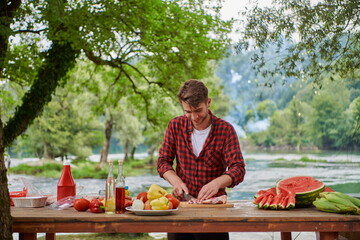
126 207 178 216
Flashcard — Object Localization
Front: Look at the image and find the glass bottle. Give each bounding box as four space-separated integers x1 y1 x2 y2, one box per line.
115 160 126 214
57 160 76 201
105 160 116 214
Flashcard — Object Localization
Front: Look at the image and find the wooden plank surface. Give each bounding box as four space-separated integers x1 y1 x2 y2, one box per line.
11 200 360 234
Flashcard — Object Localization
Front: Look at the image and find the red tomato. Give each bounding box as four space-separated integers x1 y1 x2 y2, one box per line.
89 198 105 213
166 194 180 209
124 199 133 208
136 192 148 203
74 198 90 212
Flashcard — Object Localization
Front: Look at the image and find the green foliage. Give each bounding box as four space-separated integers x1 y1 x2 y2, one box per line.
12 86 103 159
245 74 358 150
299 156 326 163
11 163 63 177
256 99 277 120
10 158 157 179
308 92 346 149
3 41 80 147
237 0 360 86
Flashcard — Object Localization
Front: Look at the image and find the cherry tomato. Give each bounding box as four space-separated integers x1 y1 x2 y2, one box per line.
89 198 105 213
136 192 148 203
166 194 180 209
74 198 90 212
168 201 173 210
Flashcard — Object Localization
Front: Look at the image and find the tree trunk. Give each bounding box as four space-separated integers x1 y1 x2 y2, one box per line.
43 143 53 160
130 146 136 159
99 115 113 168
1 1 79 239
147 145 157 165
0 112 13 240
124 139 129 162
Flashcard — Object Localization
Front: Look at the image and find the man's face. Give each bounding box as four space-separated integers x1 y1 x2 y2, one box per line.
181 99 211 130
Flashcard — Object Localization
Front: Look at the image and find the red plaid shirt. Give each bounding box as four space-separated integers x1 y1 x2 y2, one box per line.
157 111 246 200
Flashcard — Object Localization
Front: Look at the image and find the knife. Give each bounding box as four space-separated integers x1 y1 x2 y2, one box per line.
183 192 195 201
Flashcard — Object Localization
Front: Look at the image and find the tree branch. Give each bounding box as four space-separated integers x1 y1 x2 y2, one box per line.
3 41 79 147
14 28 47 34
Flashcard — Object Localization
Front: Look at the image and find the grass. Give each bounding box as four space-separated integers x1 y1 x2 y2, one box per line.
38 233 165 240
10 157 157 179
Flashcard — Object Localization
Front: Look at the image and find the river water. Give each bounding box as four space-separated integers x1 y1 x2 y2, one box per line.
8 152 360 240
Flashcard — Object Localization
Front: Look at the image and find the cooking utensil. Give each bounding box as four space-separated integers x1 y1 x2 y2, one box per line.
183 192 195 201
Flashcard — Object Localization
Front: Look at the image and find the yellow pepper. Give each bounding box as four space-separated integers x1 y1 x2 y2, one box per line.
147 184 167 200
150 196 170 210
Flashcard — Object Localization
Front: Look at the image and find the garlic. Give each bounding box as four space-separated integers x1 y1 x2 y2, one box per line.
132 199 145 210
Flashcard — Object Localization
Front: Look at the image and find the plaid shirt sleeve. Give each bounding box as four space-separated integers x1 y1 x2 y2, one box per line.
157 118 178 177
221 122 246 188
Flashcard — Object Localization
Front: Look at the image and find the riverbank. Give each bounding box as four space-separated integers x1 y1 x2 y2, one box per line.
9 151 360 169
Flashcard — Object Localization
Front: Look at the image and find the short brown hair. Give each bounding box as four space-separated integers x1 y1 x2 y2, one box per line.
177 79 208 107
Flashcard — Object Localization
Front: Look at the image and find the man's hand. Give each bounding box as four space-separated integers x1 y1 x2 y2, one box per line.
197 175 233 201
163 170 189 198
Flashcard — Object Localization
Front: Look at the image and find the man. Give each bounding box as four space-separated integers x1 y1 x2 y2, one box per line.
157 79 246 240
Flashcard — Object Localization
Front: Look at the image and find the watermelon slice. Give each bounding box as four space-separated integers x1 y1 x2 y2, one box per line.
277 196 288 210
263 194 274 209
254 187 276 199
253 193 266 205
258 194 270 209
276 176 325 207
269 193 283 210
285 195 296 209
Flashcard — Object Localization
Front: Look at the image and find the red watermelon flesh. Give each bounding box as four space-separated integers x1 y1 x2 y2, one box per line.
253 176 326 209
286 195 296 209
277 196 288 209
254 187 276 198
254 187 276 205
324 186 335 192
276 186 296 209
270 193 283 209
263 194 274 209
253 193 266 205
276 176 325 207
258 194 270 208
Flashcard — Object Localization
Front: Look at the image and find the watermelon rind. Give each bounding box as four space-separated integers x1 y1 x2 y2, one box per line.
276 176 325 208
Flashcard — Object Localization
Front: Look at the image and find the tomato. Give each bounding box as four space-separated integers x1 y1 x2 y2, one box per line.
89 198 105 213
144 200 152 210
166 194 180 209
124 199 133 208
74 198 90 212
168 201 173 210
136 192 148 203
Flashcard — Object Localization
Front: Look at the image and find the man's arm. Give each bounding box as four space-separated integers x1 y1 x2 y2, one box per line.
163 170 189 198
197 174 233 201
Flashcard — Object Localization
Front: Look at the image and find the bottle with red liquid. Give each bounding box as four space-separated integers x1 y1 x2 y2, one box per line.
115 160 125 214
57 160 76 201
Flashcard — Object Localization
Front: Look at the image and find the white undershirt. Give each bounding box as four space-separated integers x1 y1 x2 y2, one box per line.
191 125 212 157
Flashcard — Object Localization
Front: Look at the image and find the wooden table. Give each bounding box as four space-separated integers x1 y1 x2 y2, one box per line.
11 201 360 240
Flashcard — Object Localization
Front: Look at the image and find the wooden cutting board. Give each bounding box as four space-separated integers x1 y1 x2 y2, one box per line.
180 202 234 208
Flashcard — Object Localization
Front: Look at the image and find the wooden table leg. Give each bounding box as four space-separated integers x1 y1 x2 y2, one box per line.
19 233 37 240
46 233 55 240
281 232 292 240
318 232 339 240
